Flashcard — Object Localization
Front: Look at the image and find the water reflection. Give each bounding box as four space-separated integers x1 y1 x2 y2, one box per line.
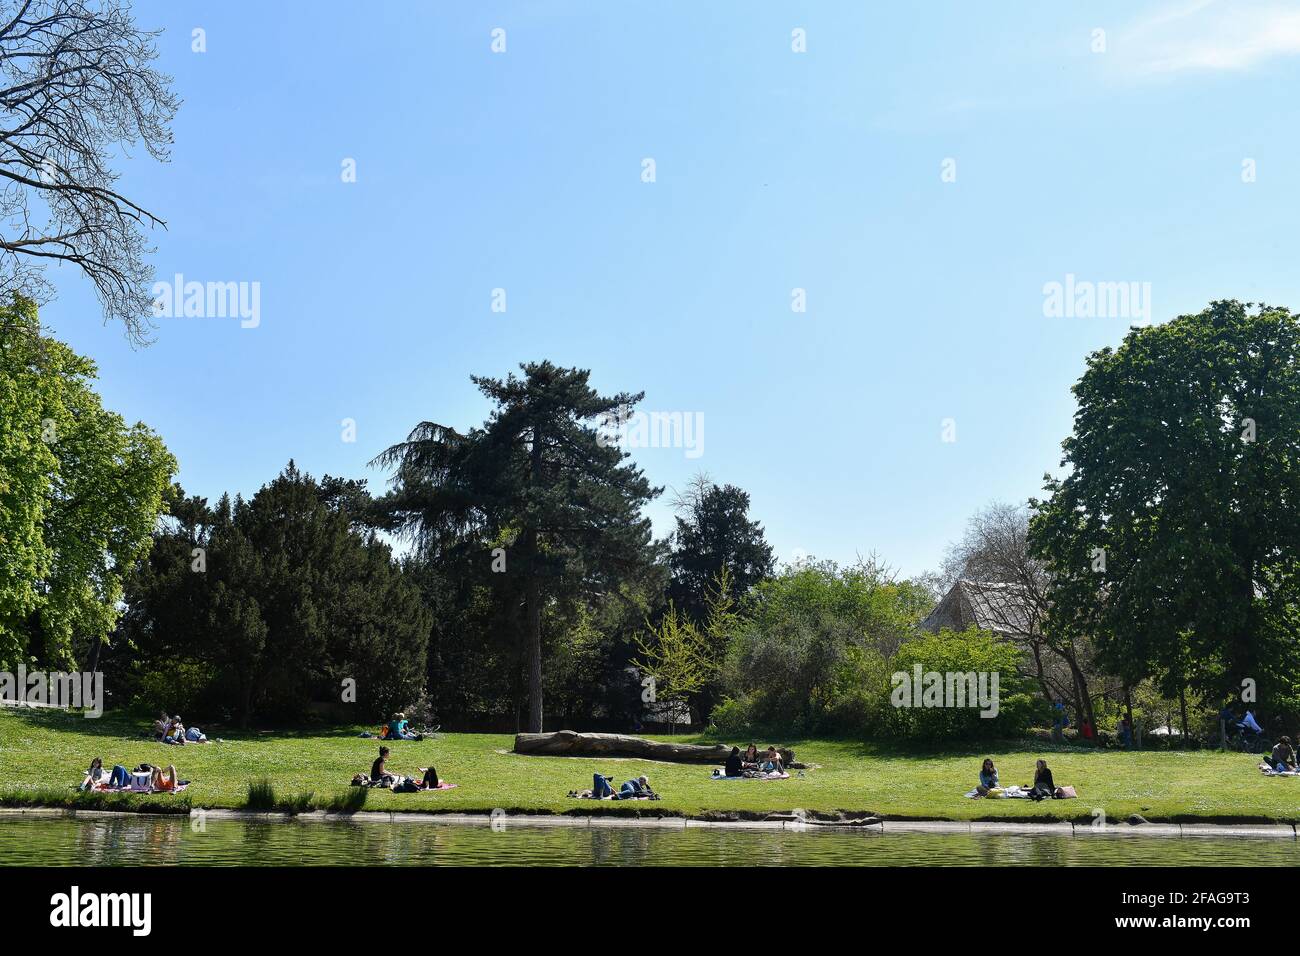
2 816 1295 867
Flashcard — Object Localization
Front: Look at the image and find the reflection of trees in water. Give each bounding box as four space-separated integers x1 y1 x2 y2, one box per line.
73 817 185 866
13 817 1300 867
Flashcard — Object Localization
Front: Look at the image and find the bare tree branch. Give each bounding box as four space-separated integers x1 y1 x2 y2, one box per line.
0 0 177 344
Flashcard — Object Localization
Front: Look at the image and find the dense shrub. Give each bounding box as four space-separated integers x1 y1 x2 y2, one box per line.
885 628 1039 740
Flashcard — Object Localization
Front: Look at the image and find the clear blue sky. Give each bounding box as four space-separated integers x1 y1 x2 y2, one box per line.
42 0 1300 578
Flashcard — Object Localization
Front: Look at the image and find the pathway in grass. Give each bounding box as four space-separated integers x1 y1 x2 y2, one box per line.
2 710 1297 823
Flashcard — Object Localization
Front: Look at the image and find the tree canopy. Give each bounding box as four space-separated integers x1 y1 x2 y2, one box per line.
0 295 174 671
1030 301 1300 720
373 361 663 732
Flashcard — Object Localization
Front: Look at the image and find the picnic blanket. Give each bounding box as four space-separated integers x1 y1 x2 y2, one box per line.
87 782 190 795
711 769 790 780
965 784 1076 799
1259 763 1300 776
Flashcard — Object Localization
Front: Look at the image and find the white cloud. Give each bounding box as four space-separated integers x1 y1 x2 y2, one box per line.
1119 0 1300 75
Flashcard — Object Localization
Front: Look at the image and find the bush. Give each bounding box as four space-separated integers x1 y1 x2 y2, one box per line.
127 658 219 717
709 695 757 737
884 628 1038 741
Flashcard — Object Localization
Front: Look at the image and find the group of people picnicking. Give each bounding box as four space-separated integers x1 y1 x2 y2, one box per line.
380 712 423 741
71 708 1300 804
970 758 1074 801
69 713 209 795
152 711 210 745
79 757 184 794
718 743 789 778
350 745 452 792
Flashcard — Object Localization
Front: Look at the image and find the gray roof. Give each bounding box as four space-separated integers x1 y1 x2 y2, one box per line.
919 580 1037 637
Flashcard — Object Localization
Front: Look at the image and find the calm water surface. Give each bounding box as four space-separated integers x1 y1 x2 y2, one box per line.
0 816 1296 866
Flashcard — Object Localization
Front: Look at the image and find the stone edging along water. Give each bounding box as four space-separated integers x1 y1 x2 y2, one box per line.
1 806 1296 838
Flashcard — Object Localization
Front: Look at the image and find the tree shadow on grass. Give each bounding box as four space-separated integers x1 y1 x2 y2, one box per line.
0 707 385 744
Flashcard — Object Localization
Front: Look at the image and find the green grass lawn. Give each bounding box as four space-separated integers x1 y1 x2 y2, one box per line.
3 708 1299 824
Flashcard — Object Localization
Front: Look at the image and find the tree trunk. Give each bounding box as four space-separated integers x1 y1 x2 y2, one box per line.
1062 647 1095 737
525 566 543 733
1178 684 1189 740
514 730 793 766
523 422 546 734
1124 684 1137 750
83 637 102 677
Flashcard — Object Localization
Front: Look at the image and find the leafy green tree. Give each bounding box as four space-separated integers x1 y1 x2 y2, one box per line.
634 603 709 728
0 296 174 670
1030 301 1300 722
373 361 662 732
720 558 932 733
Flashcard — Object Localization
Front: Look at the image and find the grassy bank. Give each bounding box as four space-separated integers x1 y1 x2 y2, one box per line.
3 709 1298 824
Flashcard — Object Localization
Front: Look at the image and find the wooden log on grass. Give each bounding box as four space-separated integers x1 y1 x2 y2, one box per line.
513 730 795 767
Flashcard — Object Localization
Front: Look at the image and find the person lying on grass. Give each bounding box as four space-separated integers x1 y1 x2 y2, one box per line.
176 717 209 744
1266 737 1296 772
416 766 441 790
613 775 657 800
976 758 999 796
151 765 181 792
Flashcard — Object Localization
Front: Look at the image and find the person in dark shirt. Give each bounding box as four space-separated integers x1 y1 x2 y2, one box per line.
1028 759 1055 801
724 747 744 777
1267 737 1296 772
371 746 397 786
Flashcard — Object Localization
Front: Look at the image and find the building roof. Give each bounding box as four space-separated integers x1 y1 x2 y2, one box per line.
919 579 1037 637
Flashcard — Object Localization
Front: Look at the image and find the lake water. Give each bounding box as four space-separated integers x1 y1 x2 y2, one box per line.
0 815 1296 866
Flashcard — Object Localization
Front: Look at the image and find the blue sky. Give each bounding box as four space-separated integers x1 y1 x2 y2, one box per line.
42 0 1300 578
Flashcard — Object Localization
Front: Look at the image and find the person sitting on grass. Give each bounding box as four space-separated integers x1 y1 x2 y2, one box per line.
1267 737 1296 772
1027 759 1055 801
162 717 187 746
80 758 108 791
82 758 131 791
743 743 760 768
724 747 744 778
760 746 784 774
150 765 180 792
976 758 999 796
153 712 171 741
371 746 399 787
386 712 422 741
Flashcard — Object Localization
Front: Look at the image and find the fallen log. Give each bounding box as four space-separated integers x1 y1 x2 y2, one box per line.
513 730 795 767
